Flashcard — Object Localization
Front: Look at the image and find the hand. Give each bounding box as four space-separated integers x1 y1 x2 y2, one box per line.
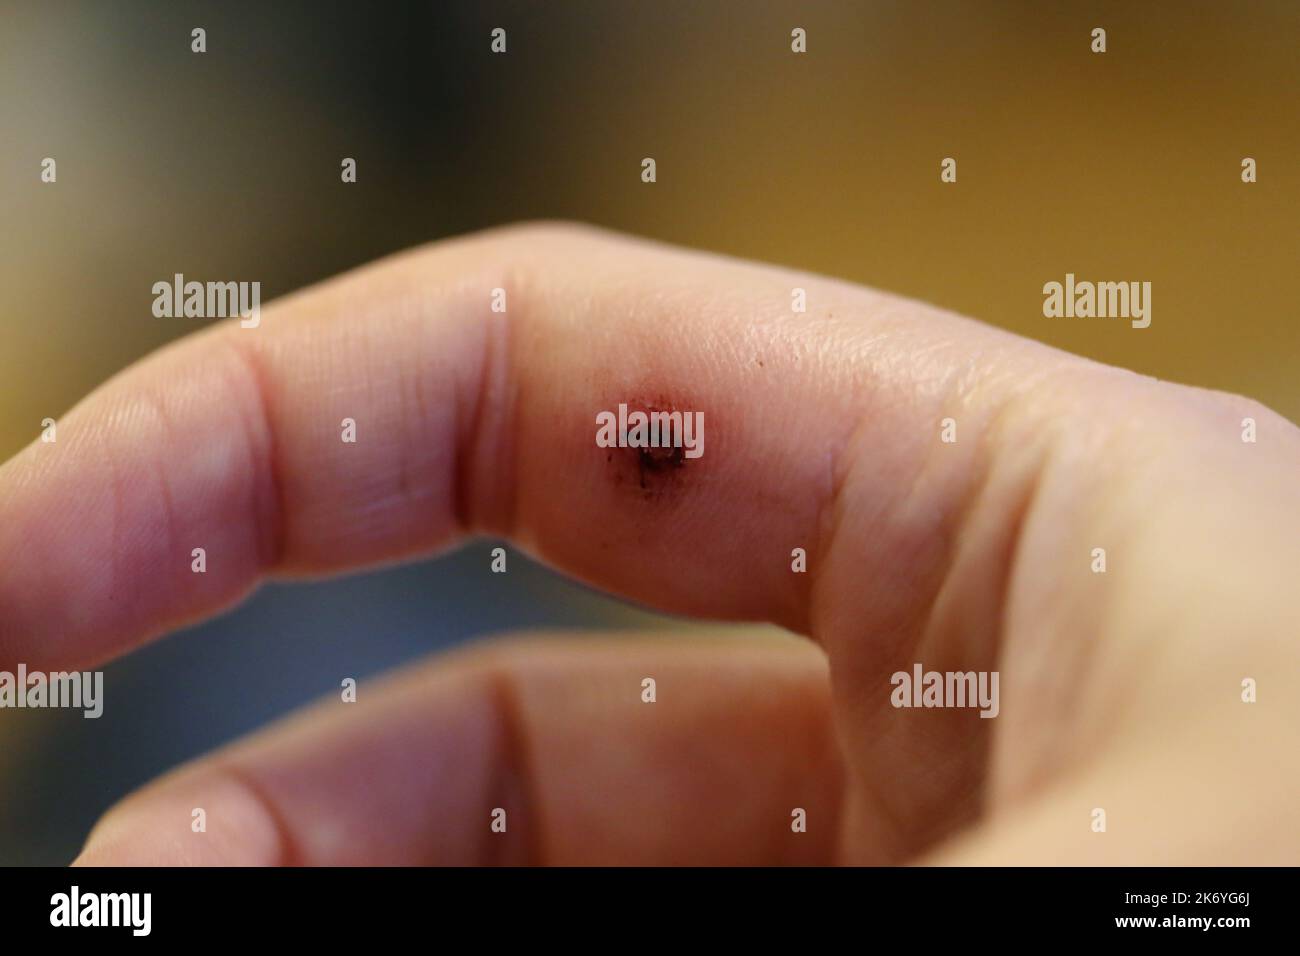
4 223 1295 865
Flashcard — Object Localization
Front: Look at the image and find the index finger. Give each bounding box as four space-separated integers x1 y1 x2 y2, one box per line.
1 221 1093 671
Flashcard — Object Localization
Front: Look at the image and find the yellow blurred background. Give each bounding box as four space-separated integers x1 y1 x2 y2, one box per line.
0 0 1296 863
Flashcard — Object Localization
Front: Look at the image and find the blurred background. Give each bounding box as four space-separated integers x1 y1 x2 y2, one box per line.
0 0 1296 864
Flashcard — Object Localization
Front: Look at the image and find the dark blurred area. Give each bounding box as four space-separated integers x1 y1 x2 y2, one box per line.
1 0 1296 864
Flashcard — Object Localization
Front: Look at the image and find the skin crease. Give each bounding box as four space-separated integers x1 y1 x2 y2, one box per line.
0 222 1294 865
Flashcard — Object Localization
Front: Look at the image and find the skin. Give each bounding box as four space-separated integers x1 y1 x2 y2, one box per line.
0 222 1295 865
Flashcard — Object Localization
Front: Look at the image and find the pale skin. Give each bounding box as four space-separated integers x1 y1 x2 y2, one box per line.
0 223 1295 865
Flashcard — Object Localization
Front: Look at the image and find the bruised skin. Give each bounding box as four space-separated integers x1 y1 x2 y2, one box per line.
603 397 697 496
505 303 838 635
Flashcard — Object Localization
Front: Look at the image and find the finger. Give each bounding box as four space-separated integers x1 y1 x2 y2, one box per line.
2 220 1092 670
73 630 842 866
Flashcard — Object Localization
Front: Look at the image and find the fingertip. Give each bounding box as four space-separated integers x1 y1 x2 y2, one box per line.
73 766 285 867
